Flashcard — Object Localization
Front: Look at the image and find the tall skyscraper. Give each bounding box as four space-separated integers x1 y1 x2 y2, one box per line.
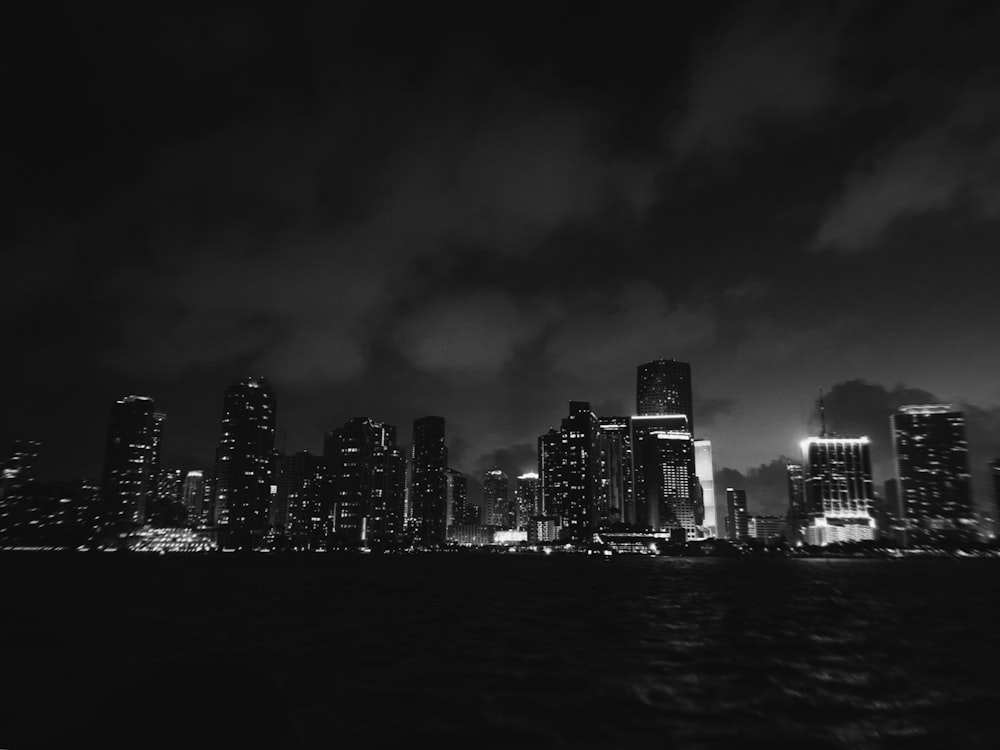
800 436 876 545
891 404 976 546
279 451 328 549
630 414 697 534
599 417 632 526
725 488 749 540
101 396 164 532
786 463 806 543
515 472 540 529
1 439 41 498
181 470 205 525
483 469 512 528
694 439 716 538
444 468 469 527
151 467 184 526
538 402 606 542
326 418 405 547
410 416 447 546
636 358 693 430
210 377 276 546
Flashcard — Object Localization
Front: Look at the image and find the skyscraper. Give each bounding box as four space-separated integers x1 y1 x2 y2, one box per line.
0 439 41 499
694 439 716 538
725 488 749 540
636 358 693 430
101 396 164 532
152 467 184 526
483 469 512 528
891 404 975 546
210 377 276 547
410 416 447 547
515 472 540 529
181 470 205 525
630 414 694 533
326 418 405 547
444 468 469 527
279 451 328 549
537 402 606 542
800 437 876 545
786 463 806 543
599 417 632 527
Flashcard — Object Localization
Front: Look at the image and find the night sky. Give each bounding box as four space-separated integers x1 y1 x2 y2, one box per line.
5 1 1000 515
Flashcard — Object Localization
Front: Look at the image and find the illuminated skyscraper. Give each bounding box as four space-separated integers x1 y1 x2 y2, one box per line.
630 414 699 536
725 488 749 540
694 439 716 537
445 468 470 526
410 416 447 546
279 451 328 548
636 359 693 430
210 377 276 546
326 418 405 547
800 437 876 545
538 402 604 542
515 472 540 529
181 470 205 524
891 405 975 545
151 467 184 526
599 417 632 527
1 440 41 498
786 463 806 543
483 469 512 528
101 396 164 531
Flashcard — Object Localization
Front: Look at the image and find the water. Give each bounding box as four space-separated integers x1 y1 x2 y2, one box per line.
4 554 1000 749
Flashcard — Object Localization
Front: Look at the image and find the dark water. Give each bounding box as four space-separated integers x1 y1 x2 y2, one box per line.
3 554 1000 749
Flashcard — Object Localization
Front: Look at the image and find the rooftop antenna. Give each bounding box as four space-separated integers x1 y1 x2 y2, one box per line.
819 387 827 438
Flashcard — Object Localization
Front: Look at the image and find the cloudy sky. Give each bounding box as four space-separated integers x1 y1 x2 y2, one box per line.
5 1 1000 514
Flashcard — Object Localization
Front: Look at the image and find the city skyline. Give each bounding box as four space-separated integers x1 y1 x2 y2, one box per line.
4 2 1000 517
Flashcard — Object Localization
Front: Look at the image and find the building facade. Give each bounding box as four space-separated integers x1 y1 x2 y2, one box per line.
891 405 975 546
636 359 694 431
725 488 749 541
800 437 876 546
101 396 164 532
410 416 448 546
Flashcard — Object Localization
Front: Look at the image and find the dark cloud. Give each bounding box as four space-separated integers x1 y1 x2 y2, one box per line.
670 2 846 155
815 86 1000 251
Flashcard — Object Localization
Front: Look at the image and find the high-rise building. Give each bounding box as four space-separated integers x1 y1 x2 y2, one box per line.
636 359 694 430
410 416 447 547
599 417 632 526
891 405 976 546
515 472 540 529
630 415 697 534
800 436 876 546
101 396 164 532
181 470 205 525
483 469 512 528
992 459 1000 537
210 377 276 547
694 439 716 538
325 418 405 547
0 439 41 499
538 428 561 522
786 463 806 543
278 451 328 549
444 468 469 527
725 488 749 541
151 467 184 526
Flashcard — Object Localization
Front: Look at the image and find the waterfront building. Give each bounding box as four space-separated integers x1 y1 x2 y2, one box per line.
410 416 448 546
800 436 876 545
483 468 513 529
210 377 276 547
279 451 329 549
786 463 806 543
599 417 632 526
725 488 749 541
538 402 605 542
447 523 494 546
636 358 694 431
891 405 976 546
694 439 716 538
151 468 184 526
515 472 540 530
630 415 699 536
326 418 406 547
101 396 164 531
526 515 560 543
748 514 785 542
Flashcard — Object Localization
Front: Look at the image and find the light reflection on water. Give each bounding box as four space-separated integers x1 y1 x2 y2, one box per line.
3 554 1000 749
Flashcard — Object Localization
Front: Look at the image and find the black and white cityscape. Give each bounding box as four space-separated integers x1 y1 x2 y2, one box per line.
5 3 1000 748
2 358 997 555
